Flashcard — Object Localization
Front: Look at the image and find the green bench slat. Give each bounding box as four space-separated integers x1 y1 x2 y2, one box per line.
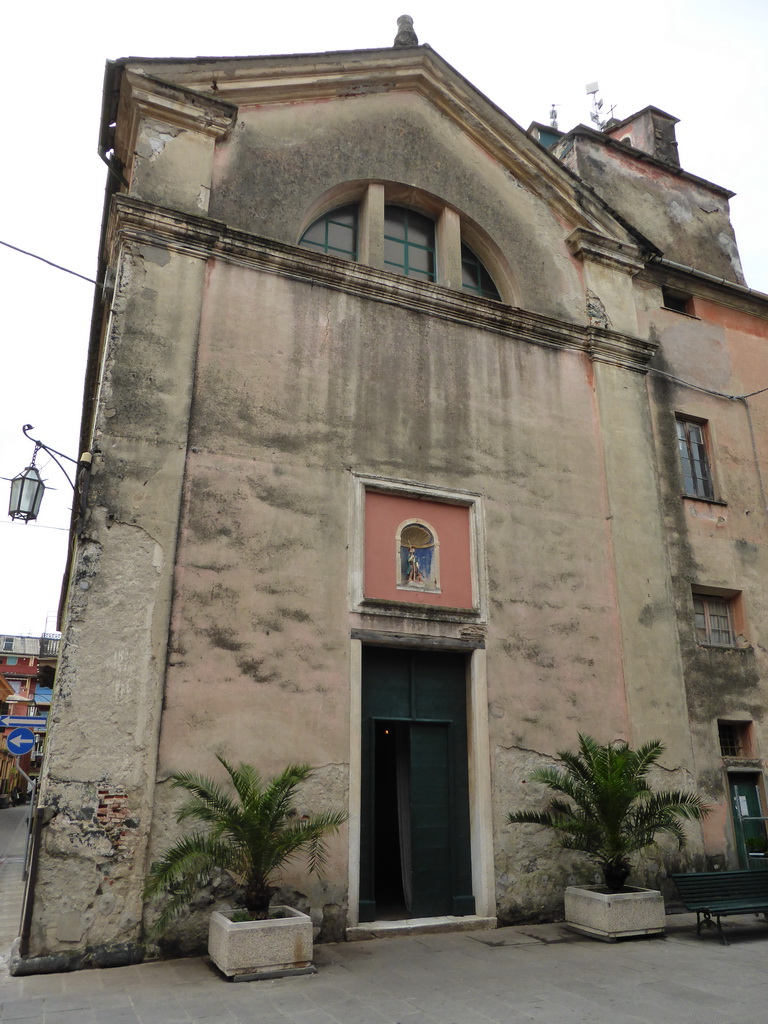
672 869 768 910
677 899 768 913
671 871 768 944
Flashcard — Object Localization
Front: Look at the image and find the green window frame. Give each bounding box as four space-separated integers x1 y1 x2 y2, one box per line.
461 243 500 300
300 204 358 260
383 206 436 282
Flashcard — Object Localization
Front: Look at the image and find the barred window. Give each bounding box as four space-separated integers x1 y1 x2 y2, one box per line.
718 722 750 757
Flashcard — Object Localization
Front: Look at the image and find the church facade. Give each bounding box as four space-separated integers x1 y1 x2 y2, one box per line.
20 26 768 967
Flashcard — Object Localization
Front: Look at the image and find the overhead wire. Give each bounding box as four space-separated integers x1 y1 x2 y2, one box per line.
647 365 768 403
0 239 99 286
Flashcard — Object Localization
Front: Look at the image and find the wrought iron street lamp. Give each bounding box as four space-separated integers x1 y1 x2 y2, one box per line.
7 425 92 524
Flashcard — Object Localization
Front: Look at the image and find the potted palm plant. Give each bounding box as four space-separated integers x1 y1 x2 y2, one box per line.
143 758 346 978
508 735 708 940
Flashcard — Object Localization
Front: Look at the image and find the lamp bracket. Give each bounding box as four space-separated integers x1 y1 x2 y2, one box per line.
21 424 83 490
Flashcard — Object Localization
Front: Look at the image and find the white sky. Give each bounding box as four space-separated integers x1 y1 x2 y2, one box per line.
1 0 766 636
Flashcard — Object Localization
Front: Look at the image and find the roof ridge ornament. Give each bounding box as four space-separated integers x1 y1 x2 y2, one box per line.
393 14 418 47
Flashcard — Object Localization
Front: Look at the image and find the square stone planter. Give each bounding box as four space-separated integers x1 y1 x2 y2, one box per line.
208 906 315 980
564 885 666 942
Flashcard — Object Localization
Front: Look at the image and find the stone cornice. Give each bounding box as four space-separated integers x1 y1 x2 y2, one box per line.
106 194 657 371
123 70 238 135
566 228 647 276
115 71 237 170
587 329 657 370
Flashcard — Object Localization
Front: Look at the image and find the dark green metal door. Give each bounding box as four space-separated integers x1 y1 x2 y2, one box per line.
359 647 474 921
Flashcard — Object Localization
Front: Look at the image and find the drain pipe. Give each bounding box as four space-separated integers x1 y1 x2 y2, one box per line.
18 806 47 957
13 762 36 880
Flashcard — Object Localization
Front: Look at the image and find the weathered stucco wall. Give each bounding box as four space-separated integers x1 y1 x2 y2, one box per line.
558 137 744 284
130 117 216 217
30 240 206 960
146 259 692 932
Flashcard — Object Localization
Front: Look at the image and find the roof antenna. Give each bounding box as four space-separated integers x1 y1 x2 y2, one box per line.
394 15 419 47
549 103 560 130
586 81 616 130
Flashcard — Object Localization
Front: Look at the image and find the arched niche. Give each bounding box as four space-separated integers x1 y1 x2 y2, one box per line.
396 519 440 593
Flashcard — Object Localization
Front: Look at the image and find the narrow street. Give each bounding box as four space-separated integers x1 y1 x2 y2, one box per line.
0 805 29 975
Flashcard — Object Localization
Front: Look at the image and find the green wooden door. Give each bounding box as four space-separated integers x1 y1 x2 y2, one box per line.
409 722 452 916
730 775 768 870
359 647 474 921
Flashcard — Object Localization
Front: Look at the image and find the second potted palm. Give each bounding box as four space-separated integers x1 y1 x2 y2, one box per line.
508 735 708 940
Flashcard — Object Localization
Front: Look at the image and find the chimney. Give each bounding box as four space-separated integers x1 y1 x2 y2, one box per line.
605 106 681 168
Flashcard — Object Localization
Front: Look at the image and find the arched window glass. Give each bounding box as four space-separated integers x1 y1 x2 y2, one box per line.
461 243 500 300
397 521 440 592
384 206 436 282
300 204 358 260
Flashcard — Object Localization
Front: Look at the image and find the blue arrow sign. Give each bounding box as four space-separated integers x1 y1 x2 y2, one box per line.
0 716 47 729
6 728 35 755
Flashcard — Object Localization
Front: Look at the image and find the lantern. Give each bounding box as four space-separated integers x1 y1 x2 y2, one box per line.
8 466 46 523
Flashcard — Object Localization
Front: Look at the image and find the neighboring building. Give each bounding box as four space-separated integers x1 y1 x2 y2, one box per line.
0 674 17 799
0 634 57 796
20 24 768 968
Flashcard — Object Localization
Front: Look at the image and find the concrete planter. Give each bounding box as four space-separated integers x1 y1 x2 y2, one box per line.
564 885 666 942
208 906 315 980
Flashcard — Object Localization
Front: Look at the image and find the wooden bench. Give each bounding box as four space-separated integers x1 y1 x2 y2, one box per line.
671 870 768 945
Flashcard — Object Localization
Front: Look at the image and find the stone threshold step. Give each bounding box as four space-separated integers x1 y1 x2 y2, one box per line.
347 915 497 941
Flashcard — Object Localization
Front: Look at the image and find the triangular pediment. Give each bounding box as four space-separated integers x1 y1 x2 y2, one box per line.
109 45 640 250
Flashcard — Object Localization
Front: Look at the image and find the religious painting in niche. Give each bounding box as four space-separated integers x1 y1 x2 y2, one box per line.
398 521 440 592
363 490 474 610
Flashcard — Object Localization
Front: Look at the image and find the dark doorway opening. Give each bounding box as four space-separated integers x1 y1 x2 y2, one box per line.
373 720 409 918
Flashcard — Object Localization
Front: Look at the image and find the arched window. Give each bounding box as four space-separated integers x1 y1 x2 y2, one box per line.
299 203 357 260
397 520 440 592
383 206 436 282
461 243 501 300
299 185 507 301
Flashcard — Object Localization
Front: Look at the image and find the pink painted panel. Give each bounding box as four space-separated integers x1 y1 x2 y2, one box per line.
364 491 473 608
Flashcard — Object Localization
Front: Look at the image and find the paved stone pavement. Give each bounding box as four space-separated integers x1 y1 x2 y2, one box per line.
0 808 767 1023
